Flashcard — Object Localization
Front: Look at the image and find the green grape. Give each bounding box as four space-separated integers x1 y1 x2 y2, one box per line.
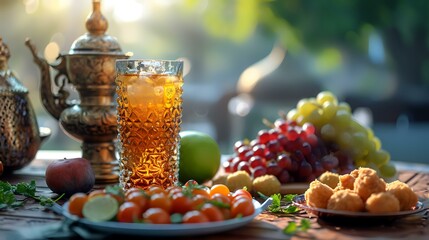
301 109 323 128
287 108 299 122
321 101 337 124
354 157 368 168
331 110 352 130
379 162 397 179
316 91 338 105
338 102 351 113
350 132 370 159
366 127 375 140
368 149 390 167
320 124 336 141
348 119 368 137
297 99 319 116
372 136 382 150
337 131 352 151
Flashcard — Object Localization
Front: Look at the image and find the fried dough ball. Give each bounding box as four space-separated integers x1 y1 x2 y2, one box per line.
354 168 386 201
365 192 400 213
386 180 418 211
327 189 364 212
252 174 281 196
318 171 339 189
350 168 360 178
336 174 355 191
304 180 334 209
354 167 376 177
225 170 253 192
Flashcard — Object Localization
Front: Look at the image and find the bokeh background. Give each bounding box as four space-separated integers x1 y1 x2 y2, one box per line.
1 0 428 163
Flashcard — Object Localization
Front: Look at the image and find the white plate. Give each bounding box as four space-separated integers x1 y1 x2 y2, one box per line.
292 194 426 221
58 198 272 237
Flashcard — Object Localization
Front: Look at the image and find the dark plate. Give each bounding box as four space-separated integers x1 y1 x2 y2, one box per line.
292 194 426 222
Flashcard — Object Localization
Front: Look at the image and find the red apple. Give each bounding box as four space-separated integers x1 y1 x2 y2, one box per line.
45 158 95 196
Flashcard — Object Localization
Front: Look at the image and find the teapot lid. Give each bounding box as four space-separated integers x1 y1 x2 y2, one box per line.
68 0 124 55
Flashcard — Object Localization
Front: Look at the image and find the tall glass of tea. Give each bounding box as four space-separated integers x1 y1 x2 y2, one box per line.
115 59 183 190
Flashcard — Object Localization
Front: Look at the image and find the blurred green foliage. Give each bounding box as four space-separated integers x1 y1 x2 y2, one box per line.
185 0 429 86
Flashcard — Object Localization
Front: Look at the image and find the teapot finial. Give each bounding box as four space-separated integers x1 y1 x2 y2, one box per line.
86 0 108 36
0 37 11 71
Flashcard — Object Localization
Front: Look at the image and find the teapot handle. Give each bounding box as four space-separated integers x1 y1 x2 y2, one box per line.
25 38 72 120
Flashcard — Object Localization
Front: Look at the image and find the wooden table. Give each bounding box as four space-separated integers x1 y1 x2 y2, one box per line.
1 151 428 240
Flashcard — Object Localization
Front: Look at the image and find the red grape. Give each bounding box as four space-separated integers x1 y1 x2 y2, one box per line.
252 166 267 178
298 160 313 177
249 156 266 169
266 161 282 176
252 144 266 158
237 161 251 175
274 119 288 132
258 130 270 144
277 170 290 184
277 154 292 170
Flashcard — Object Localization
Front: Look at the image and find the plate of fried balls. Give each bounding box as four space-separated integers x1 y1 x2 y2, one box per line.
293 167 426 221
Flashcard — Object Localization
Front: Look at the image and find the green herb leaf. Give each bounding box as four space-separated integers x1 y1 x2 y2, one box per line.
170 213 183 224
300 219 311 231
104 185 125 198
15 181 37 197
267 193 282 213
0 180 64 209
283 221 297 235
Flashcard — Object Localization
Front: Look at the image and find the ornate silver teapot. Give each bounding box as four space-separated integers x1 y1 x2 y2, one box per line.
0 37 50 172
26 0 128 182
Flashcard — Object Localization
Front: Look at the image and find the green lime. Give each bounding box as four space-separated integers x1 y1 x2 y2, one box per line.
82 195 119 222
179 131 221 184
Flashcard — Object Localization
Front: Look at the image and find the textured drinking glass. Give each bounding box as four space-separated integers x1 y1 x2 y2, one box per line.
115 59 183 190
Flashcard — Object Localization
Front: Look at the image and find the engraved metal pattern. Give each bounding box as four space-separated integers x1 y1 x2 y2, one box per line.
25 0 128 183
0 74 41 171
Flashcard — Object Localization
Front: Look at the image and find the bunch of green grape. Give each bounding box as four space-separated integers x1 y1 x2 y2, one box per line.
286 91 396 179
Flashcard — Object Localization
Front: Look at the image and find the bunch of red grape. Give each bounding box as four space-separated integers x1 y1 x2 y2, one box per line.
223 91 396 184
223 119 350 184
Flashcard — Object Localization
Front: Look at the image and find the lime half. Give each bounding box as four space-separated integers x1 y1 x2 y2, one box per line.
82 195 119 222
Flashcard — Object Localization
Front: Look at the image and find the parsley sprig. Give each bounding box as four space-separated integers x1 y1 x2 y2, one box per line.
283 219 311 235
0 180 63 210
260 193 311 235
259 193 299 214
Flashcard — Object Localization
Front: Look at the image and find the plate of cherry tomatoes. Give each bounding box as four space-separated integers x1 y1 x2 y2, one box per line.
58 182 272 236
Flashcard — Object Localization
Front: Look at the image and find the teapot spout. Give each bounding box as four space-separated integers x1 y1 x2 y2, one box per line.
25 38 71 120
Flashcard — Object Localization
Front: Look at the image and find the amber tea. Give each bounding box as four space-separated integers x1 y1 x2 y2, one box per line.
115 60 183 190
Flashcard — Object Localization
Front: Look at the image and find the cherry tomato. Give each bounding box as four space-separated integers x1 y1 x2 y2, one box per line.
192 188 210 199
147 185 166 196
143 208 171 224
149 193 172 212
182 210 209 223
232 189 252 200
220 207 231 220
209 184 230 197
87 189 105 200
125 187 144 198
126 191 149 212
231 198 254 218
184 179 199 188
68 193 88 217
210 193 231 207
166 186 182 197
170 192 193 214
191 194 208 210
200 203 224 222
117 202 142 223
